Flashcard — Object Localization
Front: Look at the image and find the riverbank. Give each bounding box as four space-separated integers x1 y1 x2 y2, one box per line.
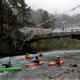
1 37 80 57
30 38 80 52
0 49 24 57
0 48 80 58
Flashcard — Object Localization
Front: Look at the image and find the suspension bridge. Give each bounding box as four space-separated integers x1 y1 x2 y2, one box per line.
19 4 80 44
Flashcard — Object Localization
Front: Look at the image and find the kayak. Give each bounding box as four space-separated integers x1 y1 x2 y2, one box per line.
48 60 64 66
24 61 45 67
20 57 32 60
0 67 21 72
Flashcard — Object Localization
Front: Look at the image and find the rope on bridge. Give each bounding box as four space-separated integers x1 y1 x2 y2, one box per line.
35 4 80 27
26 4 80 41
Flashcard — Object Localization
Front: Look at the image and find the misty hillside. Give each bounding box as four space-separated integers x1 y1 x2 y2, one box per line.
30 9 80 28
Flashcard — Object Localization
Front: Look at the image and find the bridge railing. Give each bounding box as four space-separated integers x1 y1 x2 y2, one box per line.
71 28 80 32
21 27 80 42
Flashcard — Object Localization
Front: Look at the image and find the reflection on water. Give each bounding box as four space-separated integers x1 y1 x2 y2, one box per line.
0 50 80 80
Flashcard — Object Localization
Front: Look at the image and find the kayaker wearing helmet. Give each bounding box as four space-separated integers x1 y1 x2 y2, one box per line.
26 53 31 59
54 56 60 65
2 61 13 68
33 56 40 63
39 53 43 57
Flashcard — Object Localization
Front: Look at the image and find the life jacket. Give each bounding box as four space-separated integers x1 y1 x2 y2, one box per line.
8 63 13 67
55 59 60 63
32 57 40 63
36 59 40 62
26 55 31 59
2 63 12 68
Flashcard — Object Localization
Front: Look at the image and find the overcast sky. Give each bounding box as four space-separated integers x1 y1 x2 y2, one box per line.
25 0 80 15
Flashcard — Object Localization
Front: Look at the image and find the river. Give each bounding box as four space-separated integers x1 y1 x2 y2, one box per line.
0 50 80 80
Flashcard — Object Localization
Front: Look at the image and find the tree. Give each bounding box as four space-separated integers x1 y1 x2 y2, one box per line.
16 0 31 26
0 0 4 36
42 11 52 28
0 0 32 49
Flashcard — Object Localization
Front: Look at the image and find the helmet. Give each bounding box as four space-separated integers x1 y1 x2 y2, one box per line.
26 53 29 55
35 56 38 59
8 61 11 63
57 56 59 58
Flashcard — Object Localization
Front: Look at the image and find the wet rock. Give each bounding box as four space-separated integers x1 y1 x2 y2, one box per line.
69 64 77 67
67 69 71 71
77 73 80 78
65 68 74 72
48 75 54 79
71 69 74 72
64 69 70 73
77 70 80 73
43 74 49 78
64 71 69 73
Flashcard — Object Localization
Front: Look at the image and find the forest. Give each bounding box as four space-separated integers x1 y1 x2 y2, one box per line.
0 0 80 56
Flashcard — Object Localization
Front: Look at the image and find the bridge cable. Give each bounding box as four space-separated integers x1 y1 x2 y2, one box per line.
26 5 80 41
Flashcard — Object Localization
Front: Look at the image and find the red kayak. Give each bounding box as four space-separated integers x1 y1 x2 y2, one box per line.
24 61 45 67
20 57 32 60
48 60 64 66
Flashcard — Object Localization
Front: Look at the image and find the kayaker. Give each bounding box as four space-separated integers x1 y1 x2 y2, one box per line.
54 56 60 65
39 53 43 57
26 53 31 59
33 56 40 63
2 61 13 68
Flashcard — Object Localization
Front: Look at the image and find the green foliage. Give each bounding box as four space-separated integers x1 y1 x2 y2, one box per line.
42 11 51 28
30 38 80 52
0 0 32 50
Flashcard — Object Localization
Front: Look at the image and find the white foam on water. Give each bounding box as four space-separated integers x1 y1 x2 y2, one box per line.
0 72 9 76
